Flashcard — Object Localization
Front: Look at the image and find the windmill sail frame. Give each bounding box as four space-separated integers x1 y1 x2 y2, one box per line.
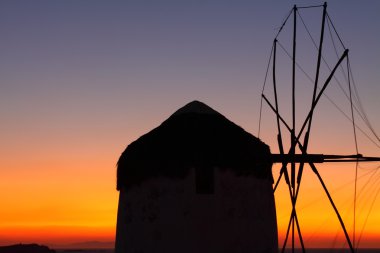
261 2 380 252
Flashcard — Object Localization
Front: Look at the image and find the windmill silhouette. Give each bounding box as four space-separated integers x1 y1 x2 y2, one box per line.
259 2 380 253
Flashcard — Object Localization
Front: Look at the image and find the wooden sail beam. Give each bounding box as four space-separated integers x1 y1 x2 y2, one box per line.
261 94 380 162
297 0 327 189
270 154 380 163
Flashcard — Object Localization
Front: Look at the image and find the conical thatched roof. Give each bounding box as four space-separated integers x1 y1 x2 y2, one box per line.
117 101 272 190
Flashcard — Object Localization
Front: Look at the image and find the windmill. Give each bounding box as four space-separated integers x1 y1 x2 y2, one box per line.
259 2 380 253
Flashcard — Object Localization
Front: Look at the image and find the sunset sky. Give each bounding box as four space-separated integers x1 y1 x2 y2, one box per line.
1 0 380 249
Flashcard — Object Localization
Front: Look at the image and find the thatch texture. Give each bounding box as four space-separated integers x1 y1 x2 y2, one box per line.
117 101 272 190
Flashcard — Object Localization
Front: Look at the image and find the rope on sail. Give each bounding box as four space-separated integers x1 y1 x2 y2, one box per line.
258 43 274 138
298 10 380 150
357 169 380 247
326 13 346 49
274 4 324 40
347 57 359 249
326 13 380 146
297 4 325 10
275 9 293 39
347 58 380 144
276 40 380 149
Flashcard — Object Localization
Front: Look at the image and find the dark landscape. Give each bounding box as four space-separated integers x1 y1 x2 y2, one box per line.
2 244 380 253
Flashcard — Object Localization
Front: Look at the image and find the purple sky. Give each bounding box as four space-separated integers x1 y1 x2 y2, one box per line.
1 1 379 148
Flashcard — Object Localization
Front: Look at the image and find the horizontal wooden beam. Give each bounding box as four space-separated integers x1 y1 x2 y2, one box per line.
270 154 380 163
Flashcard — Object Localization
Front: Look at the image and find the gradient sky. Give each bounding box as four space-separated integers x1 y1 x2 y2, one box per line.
1 0 380 249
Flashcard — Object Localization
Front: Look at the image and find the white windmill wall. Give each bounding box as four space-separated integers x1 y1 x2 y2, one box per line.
115 167 278 253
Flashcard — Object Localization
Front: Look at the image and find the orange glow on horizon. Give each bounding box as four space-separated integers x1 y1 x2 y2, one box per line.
0 144 120 248
1 161 379 248
1 98 379 249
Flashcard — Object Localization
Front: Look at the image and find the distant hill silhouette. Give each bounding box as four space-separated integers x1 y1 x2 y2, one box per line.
0 244 55 253
53 241 114 249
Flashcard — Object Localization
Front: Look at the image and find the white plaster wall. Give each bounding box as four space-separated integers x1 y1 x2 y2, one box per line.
115 168 278 253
